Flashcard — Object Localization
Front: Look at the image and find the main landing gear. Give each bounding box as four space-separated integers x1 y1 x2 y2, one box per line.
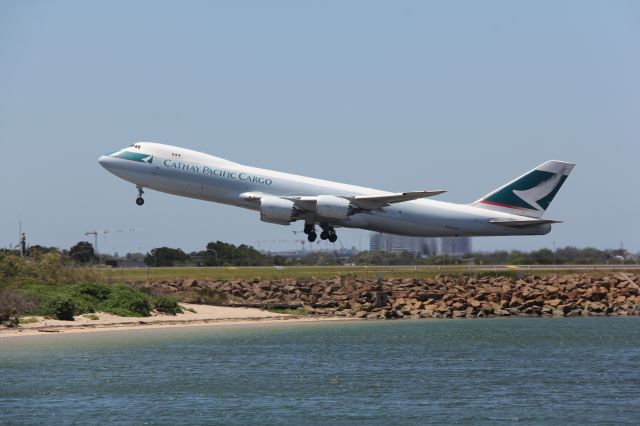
303 223 338 243
135 185 145 206
320 224 338 243
304 223 317 242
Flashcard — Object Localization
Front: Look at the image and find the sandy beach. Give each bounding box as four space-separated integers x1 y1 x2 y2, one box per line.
0 303 349 338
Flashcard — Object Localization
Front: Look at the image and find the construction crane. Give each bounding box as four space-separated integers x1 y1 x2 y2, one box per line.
84 228 138 258
84 231 99 256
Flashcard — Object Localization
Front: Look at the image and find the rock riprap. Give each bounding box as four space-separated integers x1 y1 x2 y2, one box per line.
144 273 640 319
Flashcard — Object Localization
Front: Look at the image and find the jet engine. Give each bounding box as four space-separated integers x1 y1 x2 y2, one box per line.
315 195 353 220
260 196 297 225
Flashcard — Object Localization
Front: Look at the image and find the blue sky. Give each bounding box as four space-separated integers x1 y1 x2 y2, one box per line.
1 0 638 255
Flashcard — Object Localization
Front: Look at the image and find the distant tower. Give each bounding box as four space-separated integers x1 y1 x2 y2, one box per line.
18 221 26 256
20 233 26 256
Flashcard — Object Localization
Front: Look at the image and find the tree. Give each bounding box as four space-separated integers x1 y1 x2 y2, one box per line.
68 241 95 264
202 241 269 266
26 245 60 257
144 247 189 267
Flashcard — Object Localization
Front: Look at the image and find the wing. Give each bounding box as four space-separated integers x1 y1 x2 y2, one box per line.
346 190 446 210
239 190 446 213
282 190 446 212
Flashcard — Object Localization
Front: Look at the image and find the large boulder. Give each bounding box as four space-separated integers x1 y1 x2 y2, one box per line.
371 291 389 309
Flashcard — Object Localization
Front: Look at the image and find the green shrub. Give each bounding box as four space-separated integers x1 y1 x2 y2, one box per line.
0 252 89 285
97 285 151 317
13 281 159 319
75 282 111 301
43 296 76 321
153 296 183 315
0 253 25 281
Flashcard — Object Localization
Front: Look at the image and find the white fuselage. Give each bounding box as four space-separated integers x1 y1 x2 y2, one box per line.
98 142 551 237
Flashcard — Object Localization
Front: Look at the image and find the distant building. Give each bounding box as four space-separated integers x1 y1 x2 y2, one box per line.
265 247 359 260
369 233 472 257
369 233 437 255
440 237 473 257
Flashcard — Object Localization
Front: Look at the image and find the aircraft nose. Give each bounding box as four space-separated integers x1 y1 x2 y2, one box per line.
98 155 111 169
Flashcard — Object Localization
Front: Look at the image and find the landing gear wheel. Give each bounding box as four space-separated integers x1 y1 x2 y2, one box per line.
304 224 315 235
328 233 337 243
307 232 317 242
135 185 145 206
320 231 329 240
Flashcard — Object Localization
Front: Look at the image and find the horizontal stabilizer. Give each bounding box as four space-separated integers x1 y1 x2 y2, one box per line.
489 218 562 228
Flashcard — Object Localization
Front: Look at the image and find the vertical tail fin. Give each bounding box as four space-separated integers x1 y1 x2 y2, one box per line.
472 160 575 218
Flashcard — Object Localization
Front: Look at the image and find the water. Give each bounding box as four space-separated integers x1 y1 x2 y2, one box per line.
1 318 639 425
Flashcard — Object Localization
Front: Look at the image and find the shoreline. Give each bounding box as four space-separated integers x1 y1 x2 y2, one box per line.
3 272 638 338
0 303 353 339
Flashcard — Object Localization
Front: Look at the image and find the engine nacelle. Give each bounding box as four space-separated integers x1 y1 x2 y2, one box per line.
316 195 352 220
260 196 297 225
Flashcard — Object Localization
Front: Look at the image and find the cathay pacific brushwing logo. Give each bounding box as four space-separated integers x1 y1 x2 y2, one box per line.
512 167 566 212
481 167 569 212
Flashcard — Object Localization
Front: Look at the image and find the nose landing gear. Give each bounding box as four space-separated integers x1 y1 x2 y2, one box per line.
135 185 145 206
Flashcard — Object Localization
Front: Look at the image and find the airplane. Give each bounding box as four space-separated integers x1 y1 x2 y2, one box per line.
98 142 574 243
